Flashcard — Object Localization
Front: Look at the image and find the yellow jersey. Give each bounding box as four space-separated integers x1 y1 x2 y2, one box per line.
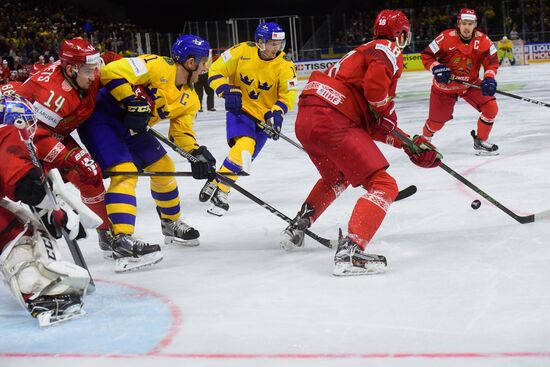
498 39 513 51
208 42 298 121
101 54 200 152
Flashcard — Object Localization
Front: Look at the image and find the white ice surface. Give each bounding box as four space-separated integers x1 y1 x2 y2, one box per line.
2 62 550 367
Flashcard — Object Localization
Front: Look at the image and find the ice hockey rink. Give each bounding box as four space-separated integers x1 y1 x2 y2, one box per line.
1 61 550 367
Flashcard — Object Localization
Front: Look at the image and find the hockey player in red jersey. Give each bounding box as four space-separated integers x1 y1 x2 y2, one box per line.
0 95 94 327
420 8 500 155
280 10 442 276
4 38 115 254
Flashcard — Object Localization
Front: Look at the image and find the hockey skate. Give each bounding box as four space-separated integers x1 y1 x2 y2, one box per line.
280 203 315 251
207 189 229 216
332 236 387 276
199 180 218 202
161 218 200 246
28 294 86 327
97 229 115 260
471 130 499 156
112 234 163 273
280 225 306 251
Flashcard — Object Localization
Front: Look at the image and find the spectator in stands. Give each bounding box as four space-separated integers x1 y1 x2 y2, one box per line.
1 60 10 83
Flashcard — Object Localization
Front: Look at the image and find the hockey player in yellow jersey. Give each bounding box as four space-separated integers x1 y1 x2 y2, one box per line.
200 22 298 216
78 35 216 272
497 36 516 66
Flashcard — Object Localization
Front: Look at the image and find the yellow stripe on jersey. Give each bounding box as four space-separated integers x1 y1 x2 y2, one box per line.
101 54 201 153
208 42 298 121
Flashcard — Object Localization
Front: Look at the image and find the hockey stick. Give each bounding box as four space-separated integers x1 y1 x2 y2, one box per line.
148 127 337 248
393 130 550 224
103 170 249 177
262 119 306 152
454 79 550 108
14 121 96 293
242 111 306 152
395 185 417 201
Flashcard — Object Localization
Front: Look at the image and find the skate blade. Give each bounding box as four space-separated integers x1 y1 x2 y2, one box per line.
115 252 163 273
280 237 304 252
207 205 228 217
164 236 200 247
332 262 387 276
38 308 86 327
474 150 499 156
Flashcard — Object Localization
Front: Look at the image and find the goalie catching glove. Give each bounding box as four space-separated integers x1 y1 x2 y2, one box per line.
403 135 442 168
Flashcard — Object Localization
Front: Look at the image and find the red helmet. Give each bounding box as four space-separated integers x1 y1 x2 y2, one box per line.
373 10 411 49
59 38 100 68
457 8 477 23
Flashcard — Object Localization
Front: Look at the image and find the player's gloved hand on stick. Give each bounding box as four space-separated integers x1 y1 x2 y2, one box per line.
123 96 151 132
432 64 452 84
403 135 442 168
481 77 497 96
41 201 85 240
216 84 242 115
372 101 397 136
62 148 102 185
191 146 217 180
263 109 283 140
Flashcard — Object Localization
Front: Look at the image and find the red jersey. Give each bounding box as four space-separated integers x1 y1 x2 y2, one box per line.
300 39 403 130
421 29 499 94
15 63 99 137
0 125 35 201
1 64 100 169
0 127 40 251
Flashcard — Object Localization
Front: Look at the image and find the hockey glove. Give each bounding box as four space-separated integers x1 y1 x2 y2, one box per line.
41 202 86 240
432 64 452 84
263 109 284 140
372 101 397 136
481 77 497 96
13 168 47 207
191 146 217 180
62 148 102 185
123 96 151 132
403 135 442 168
216 84 242 115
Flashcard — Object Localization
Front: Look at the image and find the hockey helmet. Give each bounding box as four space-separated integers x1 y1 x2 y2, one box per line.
457 8 477 23
373 10 411 49
0 94 38 137
171 34 211 64
59 38 101 79
255 22 286 50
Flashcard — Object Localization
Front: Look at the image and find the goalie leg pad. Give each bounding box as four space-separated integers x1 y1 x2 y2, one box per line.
1 229 89 313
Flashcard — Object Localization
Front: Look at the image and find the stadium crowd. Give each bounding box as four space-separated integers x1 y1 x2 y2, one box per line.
0 0 549 81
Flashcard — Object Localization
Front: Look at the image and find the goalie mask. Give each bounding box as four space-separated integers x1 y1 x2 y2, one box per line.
255 22 286 52
373 10 411 49
0 94 38 137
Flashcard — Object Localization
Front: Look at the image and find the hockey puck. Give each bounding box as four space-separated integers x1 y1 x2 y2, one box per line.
471 200 481 210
